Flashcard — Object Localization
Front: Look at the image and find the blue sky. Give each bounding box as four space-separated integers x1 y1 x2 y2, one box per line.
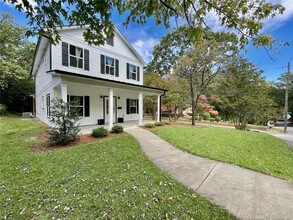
1 0 292 82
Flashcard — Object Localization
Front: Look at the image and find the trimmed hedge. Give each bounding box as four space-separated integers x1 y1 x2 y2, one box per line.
111 125 124 133
92 127 108 138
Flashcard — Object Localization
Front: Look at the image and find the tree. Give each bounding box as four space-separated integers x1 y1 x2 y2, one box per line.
172 30 236 125
5 0 285 48
49 99 81 145
0 13 36 112
217 56 278 130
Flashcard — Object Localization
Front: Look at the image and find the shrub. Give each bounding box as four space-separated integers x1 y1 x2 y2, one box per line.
111 125 123 133
92 127 108 137
48 99 80 145
144 123 155 128
210 118 215 122
215 116 221 122
154 121 165 126
0 104 7 116
202 112 211 120
163 121 171 125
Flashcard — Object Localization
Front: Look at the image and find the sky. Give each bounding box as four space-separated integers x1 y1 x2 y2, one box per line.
1 0 292 82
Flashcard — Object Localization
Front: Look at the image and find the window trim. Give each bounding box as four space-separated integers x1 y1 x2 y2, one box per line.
105 56 115 76
69 95 84 117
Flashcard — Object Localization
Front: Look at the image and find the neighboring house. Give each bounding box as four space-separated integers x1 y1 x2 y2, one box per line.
31 26 165 129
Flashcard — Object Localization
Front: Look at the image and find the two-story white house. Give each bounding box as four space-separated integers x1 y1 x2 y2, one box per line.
31 26 165 129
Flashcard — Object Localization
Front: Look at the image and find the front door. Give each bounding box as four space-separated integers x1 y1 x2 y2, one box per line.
105 97 117 124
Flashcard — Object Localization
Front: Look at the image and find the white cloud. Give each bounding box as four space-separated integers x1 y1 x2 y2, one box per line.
263 0 293 31
200 0 293 33
3 0 37 9
119 26 160 63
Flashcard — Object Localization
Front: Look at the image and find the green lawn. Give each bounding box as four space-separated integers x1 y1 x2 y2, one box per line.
0 117 235 219
153 126 293 181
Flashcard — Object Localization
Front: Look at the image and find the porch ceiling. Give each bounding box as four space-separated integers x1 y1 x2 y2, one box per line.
49 69 166 96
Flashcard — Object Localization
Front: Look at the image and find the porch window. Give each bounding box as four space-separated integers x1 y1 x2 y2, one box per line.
126 63 140 81
127 98 139 114
69 45 83 68
100 55 119 77
46 94 50 116
69 96 84 116
68 95 90 117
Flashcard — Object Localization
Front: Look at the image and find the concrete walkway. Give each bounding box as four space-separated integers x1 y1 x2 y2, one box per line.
127 127 293 220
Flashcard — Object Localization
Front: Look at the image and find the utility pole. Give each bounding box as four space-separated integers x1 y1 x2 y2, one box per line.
284 62 290 133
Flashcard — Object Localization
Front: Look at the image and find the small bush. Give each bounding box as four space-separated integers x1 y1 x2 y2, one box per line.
0 104 7 116
215 116 221 122
163 121 171 125
210 118 215 122
144 123 155 128
111 125 123 133
92 127 108 138
154 122 165 126
202 113 211 120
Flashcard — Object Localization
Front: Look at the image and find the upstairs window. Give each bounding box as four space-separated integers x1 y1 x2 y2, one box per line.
106 37 114 46
100 55 119 77
62 42 89 71
126 63 140 81
70 45 83 68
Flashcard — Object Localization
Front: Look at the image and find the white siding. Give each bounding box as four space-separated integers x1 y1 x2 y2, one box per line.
51 28 144 85
35 44 52 125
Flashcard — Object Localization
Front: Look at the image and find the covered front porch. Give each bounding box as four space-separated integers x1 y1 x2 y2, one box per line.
79 119 155 134
50 70 165 130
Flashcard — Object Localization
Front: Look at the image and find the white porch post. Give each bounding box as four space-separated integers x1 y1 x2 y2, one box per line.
60 83 68 102
157 95 161 122
108 88 113 130
138 92 143 125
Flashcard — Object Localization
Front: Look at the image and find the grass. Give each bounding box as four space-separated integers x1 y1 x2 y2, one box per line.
153 126 293 182
0 116 236 219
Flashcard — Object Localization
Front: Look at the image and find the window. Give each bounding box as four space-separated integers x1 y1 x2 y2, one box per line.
69 45 83 68
100 55 119 77
42 96 44 109
46 94 50 116
127 99 139 114
106 37 114 46
62 42 89 70
126 63 140 81
68 95 90 117
69 96 84 116
106 56 115 75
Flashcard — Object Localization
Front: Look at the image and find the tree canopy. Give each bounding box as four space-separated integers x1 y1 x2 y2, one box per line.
5 0 285 47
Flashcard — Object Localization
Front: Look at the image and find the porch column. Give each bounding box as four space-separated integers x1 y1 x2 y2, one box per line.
138 92 143 125
157 95 161 122
60 83 68 102
108 88 113 130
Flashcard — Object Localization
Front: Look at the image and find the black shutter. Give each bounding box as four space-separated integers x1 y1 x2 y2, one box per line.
101 54 105 74
115 59 119 77
85 96 90 117
137 66 140 81
136 99 139 114
126 63 130 79
126 98 130 114
84 49 89 71
62 42 68 66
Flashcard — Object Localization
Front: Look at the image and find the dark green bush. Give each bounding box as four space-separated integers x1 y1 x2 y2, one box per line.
92 127 108 138
111 125 123 133
154 122 165 126
215 116 221 122
210 118 215 122
0 104 8 116
144 123 155 128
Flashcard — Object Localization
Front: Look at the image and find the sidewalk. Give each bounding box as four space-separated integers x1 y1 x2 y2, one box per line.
127 127 293 220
